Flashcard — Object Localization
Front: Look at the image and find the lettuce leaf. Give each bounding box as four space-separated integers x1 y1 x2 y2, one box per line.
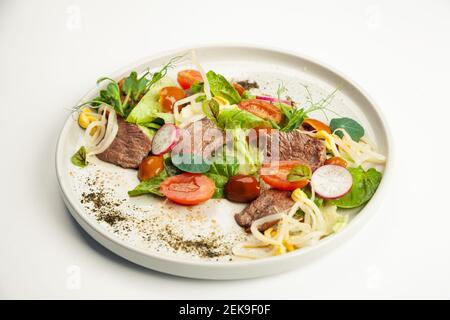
217 105 271 129
205 150 239 198
128 171 168 197
125 77 175 125
206 71 241 104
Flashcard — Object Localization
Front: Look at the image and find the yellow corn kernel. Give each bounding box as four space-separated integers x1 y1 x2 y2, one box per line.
283 240 295 252
213 96 230 105
292 188 307 202
78 112 91 129
316 130 332 150
275 245 287 256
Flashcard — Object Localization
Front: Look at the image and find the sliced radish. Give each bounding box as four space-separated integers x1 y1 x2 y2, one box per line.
255 95 292 106
151 124 180 155
311 165 353 200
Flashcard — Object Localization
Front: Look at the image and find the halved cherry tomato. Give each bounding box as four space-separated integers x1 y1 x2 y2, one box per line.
177 70 203 90
233 82 245 96
260 161 310 191
238 99 283 124
160 173 215 205
138 155 164 181
159 86 186 113
325 156 347 168
302 118 331 134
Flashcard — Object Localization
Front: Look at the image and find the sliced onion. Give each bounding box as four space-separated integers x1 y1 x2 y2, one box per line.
191 50 211 100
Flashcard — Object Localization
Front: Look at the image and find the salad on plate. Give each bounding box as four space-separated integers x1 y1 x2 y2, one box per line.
71 52 386 259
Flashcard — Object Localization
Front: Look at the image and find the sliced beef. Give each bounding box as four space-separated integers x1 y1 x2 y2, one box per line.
235 189 294 231
259 130 326 171
172 118 225 158
96 117 152 169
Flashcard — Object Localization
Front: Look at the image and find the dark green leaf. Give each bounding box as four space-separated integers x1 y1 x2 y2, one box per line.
287 165 312 182
330 117 365 142
332 167 382 208
171 153 211 173
164 156 182 176
71 146 87 168
206 71 241 104
128 171 168 197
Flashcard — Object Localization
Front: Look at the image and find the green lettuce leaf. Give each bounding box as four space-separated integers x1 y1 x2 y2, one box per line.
332 166 382 208
206 71 241 104
128 171 168 197
217 105 271 129
205 150 239 198
125 77 175 125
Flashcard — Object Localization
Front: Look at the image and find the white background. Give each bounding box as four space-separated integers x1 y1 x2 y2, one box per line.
1 0 449 299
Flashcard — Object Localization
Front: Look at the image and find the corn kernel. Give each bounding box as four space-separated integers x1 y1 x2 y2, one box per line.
213 96 230 105
292 188 307 202
78 112 91 129
275 245 286 255
283 240 295 252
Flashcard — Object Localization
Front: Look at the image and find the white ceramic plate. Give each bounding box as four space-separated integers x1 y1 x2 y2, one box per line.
56 45 391 279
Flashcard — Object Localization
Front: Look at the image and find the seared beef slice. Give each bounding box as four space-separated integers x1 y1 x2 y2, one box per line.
172 118 225 158
260 130 326 171
97 117 152 169
235 189 294 230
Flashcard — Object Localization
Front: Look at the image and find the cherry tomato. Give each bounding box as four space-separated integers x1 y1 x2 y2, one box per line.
177 70 203 90
159 86 186 113
260 161 310 191
238 99 283 124
138 156 164 181
233 83 245 96
160 173 215 205
302 118 331 134
325 156 347 168
225 175 261 203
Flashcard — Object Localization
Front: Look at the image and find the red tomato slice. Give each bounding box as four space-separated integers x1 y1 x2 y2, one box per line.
238 99 283 124
260 161 310 191
233 82 245 96
177 70 203 90
160 173 215 205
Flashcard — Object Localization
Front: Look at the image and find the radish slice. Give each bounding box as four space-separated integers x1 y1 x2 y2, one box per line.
256 95 292 106
311 165 353 200
151 124 180 155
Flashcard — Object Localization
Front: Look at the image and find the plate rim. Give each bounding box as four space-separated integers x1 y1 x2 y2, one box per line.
55 43 392 275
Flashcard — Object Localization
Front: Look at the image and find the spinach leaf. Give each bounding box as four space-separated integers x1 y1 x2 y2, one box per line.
287 165 312 182
128 171 168 197
206 71 241 104
171 153 211 173
205 151 239 198
330 117 365 142
163 156 182 176
71 146 87 168
332 167 382 208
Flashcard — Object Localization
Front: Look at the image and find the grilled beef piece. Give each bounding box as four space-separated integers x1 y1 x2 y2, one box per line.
96 117 152 169
172 118 225 158
259 130 326 171
234 189 294 231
